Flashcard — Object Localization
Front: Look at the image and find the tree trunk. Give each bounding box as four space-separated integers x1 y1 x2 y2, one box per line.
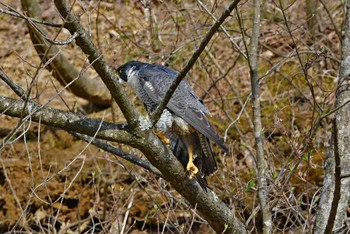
313 0 350 232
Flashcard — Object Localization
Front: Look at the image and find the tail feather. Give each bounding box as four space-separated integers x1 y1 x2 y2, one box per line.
198 133 217 176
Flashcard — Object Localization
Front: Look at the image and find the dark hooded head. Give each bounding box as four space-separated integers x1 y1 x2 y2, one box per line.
116 61 146 82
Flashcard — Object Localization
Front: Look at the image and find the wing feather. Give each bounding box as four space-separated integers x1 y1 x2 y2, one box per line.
168 103 229 153
140 64 229 153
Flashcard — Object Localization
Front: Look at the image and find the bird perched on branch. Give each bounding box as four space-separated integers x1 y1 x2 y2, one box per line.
116 61 229 190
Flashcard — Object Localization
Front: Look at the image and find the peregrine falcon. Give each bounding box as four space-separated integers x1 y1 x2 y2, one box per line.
116 61 229 189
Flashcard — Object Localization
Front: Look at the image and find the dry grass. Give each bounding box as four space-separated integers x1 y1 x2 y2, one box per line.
0 0 344 233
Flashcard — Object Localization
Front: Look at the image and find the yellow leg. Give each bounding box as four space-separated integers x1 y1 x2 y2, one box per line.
186 145 199 179
154 130 170 144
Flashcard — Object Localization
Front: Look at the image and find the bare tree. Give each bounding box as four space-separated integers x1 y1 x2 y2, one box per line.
1 0 245 233
0 0 349 233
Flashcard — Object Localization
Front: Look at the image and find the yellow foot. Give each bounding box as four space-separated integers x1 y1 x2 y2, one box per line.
186 160 199 179
155 130 170 144
186 144 198 179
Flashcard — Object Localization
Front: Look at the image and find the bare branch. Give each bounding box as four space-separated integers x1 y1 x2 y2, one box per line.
196 0 247 60
151 0 241 125
248 0 272 233
53 0 139 125
0 2 62 28
0 95 134 146
74 133 163 177
319 0 341 40
0 67 28 99
21 0 112 106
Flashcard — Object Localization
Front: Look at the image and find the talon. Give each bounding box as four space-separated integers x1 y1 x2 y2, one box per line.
186 145 198 179
155 130 170 144
187 162 199 179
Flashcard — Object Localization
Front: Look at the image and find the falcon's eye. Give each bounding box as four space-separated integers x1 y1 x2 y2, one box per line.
116 66 128 81
116 67 125 77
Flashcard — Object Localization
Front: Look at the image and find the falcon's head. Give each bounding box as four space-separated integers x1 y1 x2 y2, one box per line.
116 61 145 82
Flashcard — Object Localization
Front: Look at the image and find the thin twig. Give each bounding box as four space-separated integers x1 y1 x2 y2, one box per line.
151 0 241 125
120 191 135 234
74 133 163 177
319 0 341 40
1 3 77 45
0 3 62 27
224 93 251 141
54 0 139 126
0 67 28 99
196 0 247 60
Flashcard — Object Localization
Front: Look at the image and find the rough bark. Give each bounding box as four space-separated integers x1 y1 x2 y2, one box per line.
313 0 350 232
332 0 350 227
0 95 133 145
313 139 335 233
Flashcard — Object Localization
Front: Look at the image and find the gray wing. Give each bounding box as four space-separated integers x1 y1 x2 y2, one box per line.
168 101 229 153
140 65 229 153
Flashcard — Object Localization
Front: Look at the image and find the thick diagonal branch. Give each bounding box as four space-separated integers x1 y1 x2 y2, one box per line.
53 0 139 126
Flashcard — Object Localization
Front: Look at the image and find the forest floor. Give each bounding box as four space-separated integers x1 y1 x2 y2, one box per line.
0 0 344 233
